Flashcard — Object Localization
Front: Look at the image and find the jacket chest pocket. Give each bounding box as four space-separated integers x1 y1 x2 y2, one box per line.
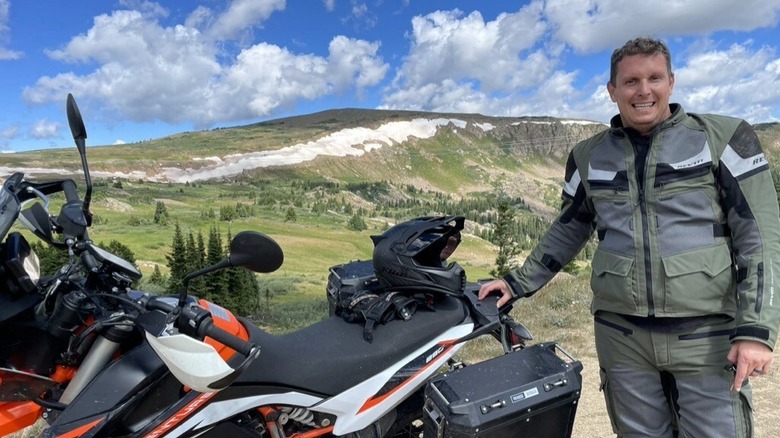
653 188 720 257
593 197 636 256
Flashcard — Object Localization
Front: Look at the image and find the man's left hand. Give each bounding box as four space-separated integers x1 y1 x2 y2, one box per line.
726 340 773 392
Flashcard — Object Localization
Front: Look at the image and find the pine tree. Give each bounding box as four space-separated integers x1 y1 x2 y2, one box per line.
224 231 262 316
149 264 165 286
153 201 170 225
185 231 198 271
223 229 241 311
196 231 206 267
166 222 188 293
205 224 227 304
186 231 206 294
284 206 297 222
346 212 367 231
490 194 520 278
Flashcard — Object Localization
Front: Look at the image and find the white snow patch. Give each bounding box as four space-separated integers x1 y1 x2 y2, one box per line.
160 118 465 182
474 122 495 131
0 166 74 178
513 121 552 126
561 120 607 126
92 170 151 180
511 119 606 127
2 117 518 183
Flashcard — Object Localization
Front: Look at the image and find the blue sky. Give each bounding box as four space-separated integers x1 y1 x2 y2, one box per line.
1 0 780 152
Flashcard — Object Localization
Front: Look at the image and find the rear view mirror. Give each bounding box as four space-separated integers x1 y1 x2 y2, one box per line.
228 231 284 273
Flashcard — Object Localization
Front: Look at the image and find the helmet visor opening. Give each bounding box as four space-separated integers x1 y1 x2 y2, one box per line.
410 229 461 267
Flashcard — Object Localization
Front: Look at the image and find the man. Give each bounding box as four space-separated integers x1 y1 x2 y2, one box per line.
478 37 780 437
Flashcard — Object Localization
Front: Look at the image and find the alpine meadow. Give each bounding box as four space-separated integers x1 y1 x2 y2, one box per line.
6 109 780 437
7 107 780 340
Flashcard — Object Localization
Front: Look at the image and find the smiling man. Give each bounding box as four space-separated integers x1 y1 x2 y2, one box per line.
607 46 674 135
479 37 780 437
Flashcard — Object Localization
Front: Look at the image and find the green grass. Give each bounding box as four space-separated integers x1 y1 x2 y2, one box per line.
16 178 501 316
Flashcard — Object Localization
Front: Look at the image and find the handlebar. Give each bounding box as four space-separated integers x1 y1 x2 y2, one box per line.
198 317 256 357
145 297 257 358
61 179 81 203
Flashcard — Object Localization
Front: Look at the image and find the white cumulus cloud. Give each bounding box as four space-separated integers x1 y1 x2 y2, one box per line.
381 0 780 123
22 1 388 128
0 0 21 60
30 119 60 139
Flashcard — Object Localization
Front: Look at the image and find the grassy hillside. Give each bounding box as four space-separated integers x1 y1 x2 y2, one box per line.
7 112 780 332
18 175 511 332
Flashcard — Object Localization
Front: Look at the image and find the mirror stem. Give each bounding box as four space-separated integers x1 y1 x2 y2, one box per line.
177 259 232 307
75 138 92 225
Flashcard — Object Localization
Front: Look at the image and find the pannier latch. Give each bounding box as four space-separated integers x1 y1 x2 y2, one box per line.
543 378 569 392
480 399 507 414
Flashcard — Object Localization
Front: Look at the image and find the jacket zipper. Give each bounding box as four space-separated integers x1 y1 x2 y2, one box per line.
756 262 764 313
653 166 710 188
632 136 655 316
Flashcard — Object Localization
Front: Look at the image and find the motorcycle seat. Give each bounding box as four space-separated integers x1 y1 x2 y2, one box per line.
237 295 468 396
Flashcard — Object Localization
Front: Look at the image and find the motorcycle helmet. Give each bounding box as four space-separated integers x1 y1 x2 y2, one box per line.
371 216 466 295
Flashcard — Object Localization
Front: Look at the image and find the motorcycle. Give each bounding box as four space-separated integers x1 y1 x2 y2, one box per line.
0 94 578 437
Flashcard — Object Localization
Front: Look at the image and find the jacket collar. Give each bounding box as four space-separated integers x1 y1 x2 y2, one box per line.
609 103 685 137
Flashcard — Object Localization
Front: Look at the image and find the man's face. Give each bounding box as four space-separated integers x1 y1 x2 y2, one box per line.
607 53 675 135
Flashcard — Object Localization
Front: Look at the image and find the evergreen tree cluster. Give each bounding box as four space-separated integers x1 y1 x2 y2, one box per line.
165 222 260 316
100 176 600 294
153 201 170 225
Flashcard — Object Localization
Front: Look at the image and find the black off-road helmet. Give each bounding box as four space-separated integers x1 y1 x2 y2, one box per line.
371 216 466 295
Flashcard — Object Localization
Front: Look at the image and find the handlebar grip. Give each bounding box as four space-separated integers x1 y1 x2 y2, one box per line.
144 297 176 313
145 299 257 358
199 318 256 357
61 179 80 202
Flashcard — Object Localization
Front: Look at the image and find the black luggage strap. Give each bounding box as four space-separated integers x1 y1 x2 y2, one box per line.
360 292 421 343
343 293 379 323
362 299 394 343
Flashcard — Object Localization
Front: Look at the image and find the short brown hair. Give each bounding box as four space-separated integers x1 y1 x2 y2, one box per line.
609 37 672 85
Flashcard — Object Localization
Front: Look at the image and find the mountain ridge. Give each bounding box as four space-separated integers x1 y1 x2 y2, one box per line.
4 109 779 214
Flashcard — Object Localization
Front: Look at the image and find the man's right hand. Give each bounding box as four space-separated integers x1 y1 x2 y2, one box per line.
478 279 514 308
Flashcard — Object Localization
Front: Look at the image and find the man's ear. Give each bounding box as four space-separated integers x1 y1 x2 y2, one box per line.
607 81 617 103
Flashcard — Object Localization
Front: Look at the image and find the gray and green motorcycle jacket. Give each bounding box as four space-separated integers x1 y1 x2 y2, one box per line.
503 104 780 349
